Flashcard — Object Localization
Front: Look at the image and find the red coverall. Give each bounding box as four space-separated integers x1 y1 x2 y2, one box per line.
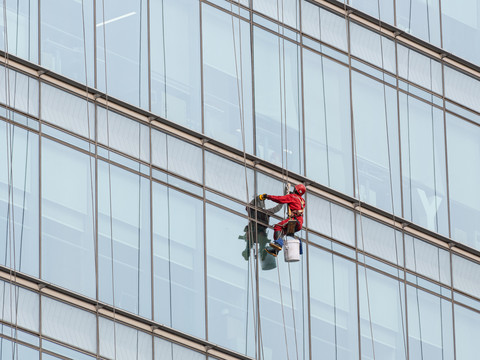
267 193 305 239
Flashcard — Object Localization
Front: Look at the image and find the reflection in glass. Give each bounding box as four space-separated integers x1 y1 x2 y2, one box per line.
98 161 151 318
41 139 96 298
400 94 448 236
40 0 94 86
202 4 253 154
454 303 480 360
150 0 201 132
349 0 394 24
253 0 300 29
96 0 148 108
352 71 401 216
152 183 205 339
0 65 39 117
303 49 353 196
0 123 39 277
309 245 358 360
396 0 441 47
254 26 303 175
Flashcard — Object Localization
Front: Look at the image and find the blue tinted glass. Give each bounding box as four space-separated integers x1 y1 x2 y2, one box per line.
0 66 39 117
40 0 94 86
150 0 202 132
98 161 151 318
400 94 448 236
202 4 254 154
396 0 441 47
446 113 480 250
96 0 148 108
444 66 480 115
0 281 39 332
41 139 95 298
0 123 39 277
309 245 358 360
152 183 205 339
254 27 303 174
303 49 353 196
351 71 401 216
253 0 300 29
0 339 39 359
206 204 256 357
454 303 480 360
349 0 394 25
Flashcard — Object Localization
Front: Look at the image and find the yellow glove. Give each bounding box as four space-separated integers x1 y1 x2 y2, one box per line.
259 194 268 201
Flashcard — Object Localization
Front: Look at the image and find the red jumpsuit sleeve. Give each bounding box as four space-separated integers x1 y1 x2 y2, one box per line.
267 194 294 204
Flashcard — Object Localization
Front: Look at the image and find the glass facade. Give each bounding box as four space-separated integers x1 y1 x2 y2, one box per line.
1 0 480 359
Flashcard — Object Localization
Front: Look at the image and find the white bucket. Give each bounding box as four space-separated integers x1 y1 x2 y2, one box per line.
284 238 300 262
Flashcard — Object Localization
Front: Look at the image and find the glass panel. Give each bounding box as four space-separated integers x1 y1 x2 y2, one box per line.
442 0 480 65
151 130 203 184
309 245 358 360
155 337 206 360
152 184 205 339
97 107 149 162
41 139 96 298
99 317 152 360
357 216 403 267
0 0 38 62
42 340 96 360
42 296 96 354
446 113 480 250
396 0 441 47
0 65 39 117
150 0 201 132
349 22 396 74
0 281 39 332
301 0 348 52
352 71 401 216
444 66 480 115
349 0 394 25
41 83 94 140
405 235 451 285
0 339 39 359
40 0 94 86
397 45 442 94
254 26 303 175
253 0 300 29
452 254 480 299
0 123 39 276
205 151 254 203
406 285 454 359
96 0 148 108
258 238 308 360
359 267 407 360
399 94 448 236
202 4 253 154
303 49 353 196
98 161 151 318
206 204 256 357
454 303 480 360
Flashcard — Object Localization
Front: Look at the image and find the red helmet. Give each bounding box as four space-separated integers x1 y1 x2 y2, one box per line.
294 184 306 196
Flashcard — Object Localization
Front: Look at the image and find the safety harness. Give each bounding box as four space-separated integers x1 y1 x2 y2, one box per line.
285 194 305 235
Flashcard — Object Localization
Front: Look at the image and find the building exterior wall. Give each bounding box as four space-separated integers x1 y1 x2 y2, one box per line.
1 0 480 359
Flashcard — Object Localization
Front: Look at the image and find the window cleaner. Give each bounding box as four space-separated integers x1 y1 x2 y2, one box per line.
259 183 306 257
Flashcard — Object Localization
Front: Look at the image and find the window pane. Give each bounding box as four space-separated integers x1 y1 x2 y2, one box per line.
150 0 201 132
206 204 256 357
444 66 480 115
303 49 353 196
407 286 454 359
359 267 407 359
98 162 151 318
42 296 96 354
0 339 39 360
254 27 303 175
0 66 39 117
452 254 480 299
0 281 39 332
399 94 448 236
396 0 441 47
155 337 206 359
352 71 401 216
152 184 205 339
442 0 480 65
253 0 300 29
446 113 480 250
202 4 253 154
349 0 394 25
41 83 94 140
96 0 148 108
40 0 94 86
454 303 480 360
99 317 152 360
41 139 96 298
309 246 358 360
0 124 39 276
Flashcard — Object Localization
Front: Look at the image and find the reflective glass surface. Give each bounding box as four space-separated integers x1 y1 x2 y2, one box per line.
396 0 441 47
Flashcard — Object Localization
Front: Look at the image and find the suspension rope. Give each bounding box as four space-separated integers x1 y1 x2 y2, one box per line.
228 3 262 358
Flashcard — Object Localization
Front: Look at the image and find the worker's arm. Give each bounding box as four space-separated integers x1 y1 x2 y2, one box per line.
267 193 294 204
